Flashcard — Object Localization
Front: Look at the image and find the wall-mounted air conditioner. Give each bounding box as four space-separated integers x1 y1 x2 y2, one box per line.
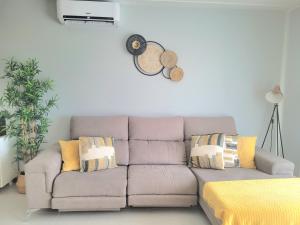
57 0 120 25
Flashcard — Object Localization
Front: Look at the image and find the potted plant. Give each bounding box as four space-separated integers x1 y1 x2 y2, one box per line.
0 58 57 194
0 116 6 136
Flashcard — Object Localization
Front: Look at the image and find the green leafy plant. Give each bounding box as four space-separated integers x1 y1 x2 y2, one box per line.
0 58 57 171
0 116 5 136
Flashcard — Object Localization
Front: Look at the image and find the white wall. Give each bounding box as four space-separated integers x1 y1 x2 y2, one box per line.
0 0 285 148
282 8 300 175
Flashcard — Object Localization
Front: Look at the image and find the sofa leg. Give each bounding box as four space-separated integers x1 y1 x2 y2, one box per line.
24 209 39 221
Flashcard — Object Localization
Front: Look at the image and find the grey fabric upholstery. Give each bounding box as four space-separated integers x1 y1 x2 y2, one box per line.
185 140 193 160
128 195 197 207
25 173 52 209
128 117 193 207
199 198 222 225
70 116 128 140
52 196 126 211
191 167 292 196
25 144 62 209
184 116 237 140
24 115 296 213
129 117 184 141
129 140 186 165
128 165 197 195
129 117 186 165
255 149 295 176
111 140 129 166
53 166 127 198
70 116 129 165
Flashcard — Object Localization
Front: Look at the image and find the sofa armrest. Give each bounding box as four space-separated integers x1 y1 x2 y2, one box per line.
255 149 294 176
25 144 62 209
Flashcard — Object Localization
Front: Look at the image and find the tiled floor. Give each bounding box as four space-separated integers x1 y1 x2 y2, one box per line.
0 184 211 225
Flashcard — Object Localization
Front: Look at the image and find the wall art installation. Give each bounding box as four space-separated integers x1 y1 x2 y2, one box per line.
126 34 184 82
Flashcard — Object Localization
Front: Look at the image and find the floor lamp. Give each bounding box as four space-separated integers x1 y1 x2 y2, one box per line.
261 85 284 158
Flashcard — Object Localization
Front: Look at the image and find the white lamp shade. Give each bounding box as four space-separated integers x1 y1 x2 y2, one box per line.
265 85 284 104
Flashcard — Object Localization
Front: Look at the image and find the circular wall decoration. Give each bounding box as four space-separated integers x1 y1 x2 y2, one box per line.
170 67 184 81
160 50 177 68
126 34 184 82
126 34 147 56
162 67 171 79
135 41 165 75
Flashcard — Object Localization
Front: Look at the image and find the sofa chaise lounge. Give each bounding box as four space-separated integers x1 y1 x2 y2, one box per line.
25 116 295 223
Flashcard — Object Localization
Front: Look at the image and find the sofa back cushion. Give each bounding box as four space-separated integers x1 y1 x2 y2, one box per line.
184 117 237 140
129 117 184 141
184 117 237 159
129 117 186 165
70 116 129 165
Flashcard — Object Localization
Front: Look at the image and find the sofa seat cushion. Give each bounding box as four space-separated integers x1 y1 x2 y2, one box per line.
191 167 288 196
128 165 197 195
53 166 127 198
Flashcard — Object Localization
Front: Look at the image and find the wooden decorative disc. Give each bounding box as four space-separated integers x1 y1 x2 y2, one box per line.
170 67 184 81
160 50 178 68
137 42 164 74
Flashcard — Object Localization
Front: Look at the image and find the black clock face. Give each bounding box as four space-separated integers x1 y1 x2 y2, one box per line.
126 34 147 56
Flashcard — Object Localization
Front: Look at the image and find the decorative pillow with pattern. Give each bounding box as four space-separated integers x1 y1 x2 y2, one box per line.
190 133 225 170
79 137 117 172
224 135 240 168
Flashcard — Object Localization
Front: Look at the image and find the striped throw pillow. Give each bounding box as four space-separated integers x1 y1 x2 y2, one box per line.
190 133 225 170
79 137 117 172
224 135 240 168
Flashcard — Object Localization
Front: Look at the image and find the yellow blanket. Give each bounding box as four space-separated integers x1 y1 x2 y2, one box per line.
203 178 300 225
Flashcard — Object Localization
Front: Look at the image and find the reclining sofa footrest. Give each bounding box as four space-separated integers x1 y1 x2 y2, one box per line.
52 197 126 211
128 195 197 207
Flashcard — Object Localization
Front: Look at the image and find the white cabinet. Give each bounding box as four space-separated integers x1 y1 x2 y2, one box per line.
0 137 18 188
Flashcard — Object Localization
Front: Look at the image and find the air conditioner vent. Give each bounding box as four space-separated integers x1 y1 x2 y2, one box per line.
63 15 114 23
57 0 120 26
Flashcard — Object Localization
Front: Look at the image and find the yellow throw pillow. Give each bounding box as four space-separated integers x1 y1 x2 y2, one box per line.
59 140 80 172
237 136 257 169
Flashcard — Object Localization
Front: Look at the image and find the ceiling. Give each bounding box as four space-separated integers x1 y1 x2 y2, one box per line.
118 0 300 9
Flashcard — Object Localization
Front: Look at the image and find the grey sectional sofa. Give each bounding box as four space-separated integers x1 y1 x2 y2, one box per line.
25 116 294 222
